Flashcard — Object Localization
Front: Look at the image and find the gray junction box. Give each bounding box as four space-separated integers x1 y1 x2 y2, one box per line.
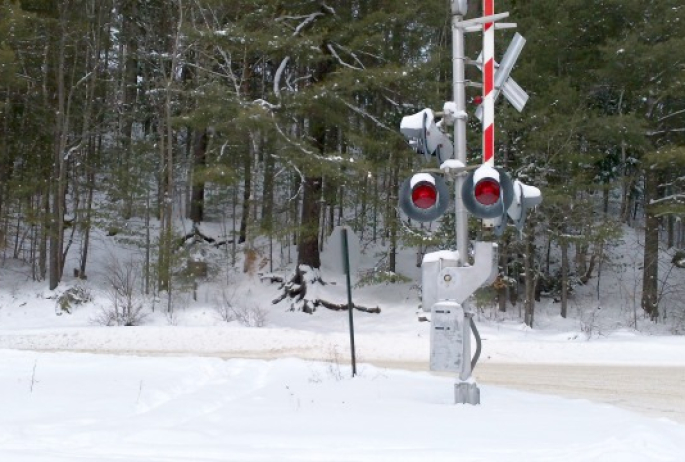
430 301 464 372
421 250 459 312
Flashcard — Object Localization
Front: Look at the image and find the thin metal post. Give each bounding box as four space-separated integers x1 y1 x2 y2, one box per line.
452 1 481 405
453 12 469 266
342 228 357 377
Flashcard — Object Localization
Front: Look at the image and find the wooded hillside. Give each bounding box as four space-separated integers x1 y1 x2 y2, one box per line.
1 0 684 327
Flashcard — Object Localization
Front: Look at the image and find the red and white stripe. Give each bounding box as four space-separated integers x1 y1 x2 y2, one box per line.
482 0 495 167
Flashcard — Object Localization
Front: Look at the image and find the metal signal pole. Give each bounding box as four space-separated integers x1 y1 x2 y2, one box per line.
452 0 469 266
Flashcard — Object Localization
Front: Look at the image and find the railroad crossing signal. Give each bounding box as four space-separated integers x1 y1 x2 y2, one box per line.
398 0 543 406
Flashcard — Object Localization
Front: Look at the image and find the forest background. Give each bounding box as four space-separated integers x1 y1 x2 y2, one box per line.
1 0 685 330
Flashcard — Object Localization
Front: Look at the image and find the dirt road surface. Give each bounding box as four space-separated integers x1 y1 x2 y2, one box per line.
475 363 685 423
375 360 685 424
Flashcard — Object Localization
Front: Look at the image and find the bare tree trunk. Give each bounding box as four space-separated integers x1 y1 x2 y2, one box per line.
642 170 659 320
79 148 96 279
498 236 509 312
261 147 275 234
49 13 68 290
238 134 252 244
120 0 138 220
0 90 11 222
388 166 399 273
297 176 322 271
560 238 569 318
359 173 368 239
524 219 537 328
158 0 183 301
372 173 378 243
39 189 48 281
78 1 107 279
189 128 207 223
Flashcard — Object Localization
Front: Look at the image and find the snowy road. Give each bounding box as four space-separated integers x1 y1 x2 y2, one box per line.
371 361 685 424
475 363 685 423
8 344 684 424
3 326 685 424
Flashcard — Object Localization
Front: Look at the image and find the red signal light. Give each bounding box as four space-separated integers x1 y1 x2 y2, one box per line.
474 179 500 206
412 182 438 209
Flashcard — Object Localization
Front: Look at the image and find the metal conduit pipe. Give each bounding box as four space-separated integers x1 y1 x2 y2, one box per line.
470 317 482 371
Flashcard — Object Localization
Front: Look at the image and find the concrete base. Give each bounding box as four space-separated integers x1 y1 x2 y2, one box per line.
455 381 480 405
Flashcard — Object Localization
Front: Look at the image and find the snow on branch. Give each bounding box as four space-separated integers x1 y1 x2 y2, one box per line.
63 142 83 161
274 56 290 99
336 96 395 133
330 42 366 69
275 12 324 36
272 116 356 167
294 14 322 35
326 43 363 71
321 3 336 15
252 99 281 111
647 127 685 136
273 118 323 160
658 108 685 123
650 194 685 206
270 155 305 203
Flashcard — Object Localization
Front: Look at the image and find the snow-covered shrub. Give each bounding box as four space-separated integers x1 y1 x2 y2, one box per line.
94 256 147 326
215 289 267 327
55 285 92 315
215 289 237 323
232 304 268 328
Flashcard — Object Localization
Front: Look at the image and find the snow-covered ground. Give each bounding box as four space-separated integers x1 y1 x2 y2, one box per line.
3 226 685 460
3 350 685 462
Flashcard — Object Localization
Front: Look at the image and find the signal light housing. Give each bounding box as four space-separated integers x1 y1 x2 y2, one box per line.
507 179 542 230
400 109 454 164
463 164 543 235
399 173 450 222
